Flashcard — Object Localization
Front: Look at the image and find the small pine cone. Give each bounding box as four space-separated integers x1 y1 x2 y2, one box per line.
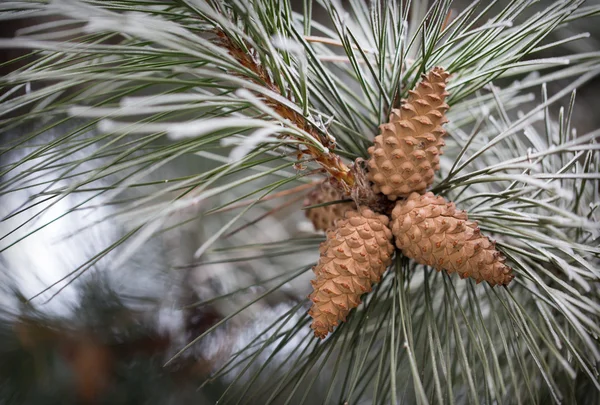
308 208 394 338
391 192 514 286
305 181 355 231
368 67 451 200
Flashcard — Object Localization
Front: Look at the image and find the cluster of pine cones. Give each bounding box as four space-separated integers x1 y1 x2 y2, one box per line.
304 67 514 339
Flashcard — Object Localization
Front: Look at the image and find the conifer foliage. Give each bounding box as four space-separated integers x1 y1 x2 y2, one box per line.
1 0 599 404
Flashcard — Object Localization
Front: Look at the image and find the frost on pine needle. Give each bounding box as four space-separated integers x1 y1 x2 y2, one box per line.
0 0 599 404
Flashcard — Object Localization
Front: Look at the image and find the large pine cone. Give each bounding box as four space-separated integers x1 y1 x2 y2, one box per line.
391 192 513 286
305 181 355 232
368 67 450 200
308 208 394 338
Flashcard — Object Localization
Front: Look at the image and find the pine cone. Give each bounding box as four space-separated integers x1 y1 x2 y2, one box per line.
305 181 355 232
367 67 451 200
391 192 513 286
308 208 394 338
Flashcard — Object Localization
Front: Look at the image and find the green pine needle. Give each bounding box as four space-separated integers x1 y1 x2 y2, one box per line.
1 0 599 403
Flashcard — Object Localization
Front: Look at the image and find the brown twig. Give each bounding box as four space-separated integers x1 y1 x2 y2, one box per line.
214 30 355 191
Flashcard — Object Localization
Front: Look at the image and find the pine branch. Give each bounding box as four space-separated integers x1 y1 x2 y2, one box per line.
214 28 355 190
0 0 599 404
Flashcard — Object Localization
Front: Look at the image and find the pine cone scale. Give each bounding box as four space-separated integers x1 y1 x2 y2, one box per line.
305 181 356 232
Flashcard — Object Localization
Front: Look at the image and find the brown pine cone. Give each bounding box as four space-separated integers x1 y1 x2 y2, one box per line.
305 181 355 232
391 192 513 286
368 67 451 200
308 208 394 338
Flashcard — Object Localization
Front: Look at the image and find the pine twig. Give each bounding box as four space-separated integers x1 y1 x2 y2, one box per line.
214 30 355 191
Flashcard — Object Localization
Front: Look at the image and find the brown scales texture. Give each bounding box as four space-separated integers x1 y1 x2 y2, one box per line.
305 181 356 232
308 208 394 338
368 67 451 200
391 192 514 286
